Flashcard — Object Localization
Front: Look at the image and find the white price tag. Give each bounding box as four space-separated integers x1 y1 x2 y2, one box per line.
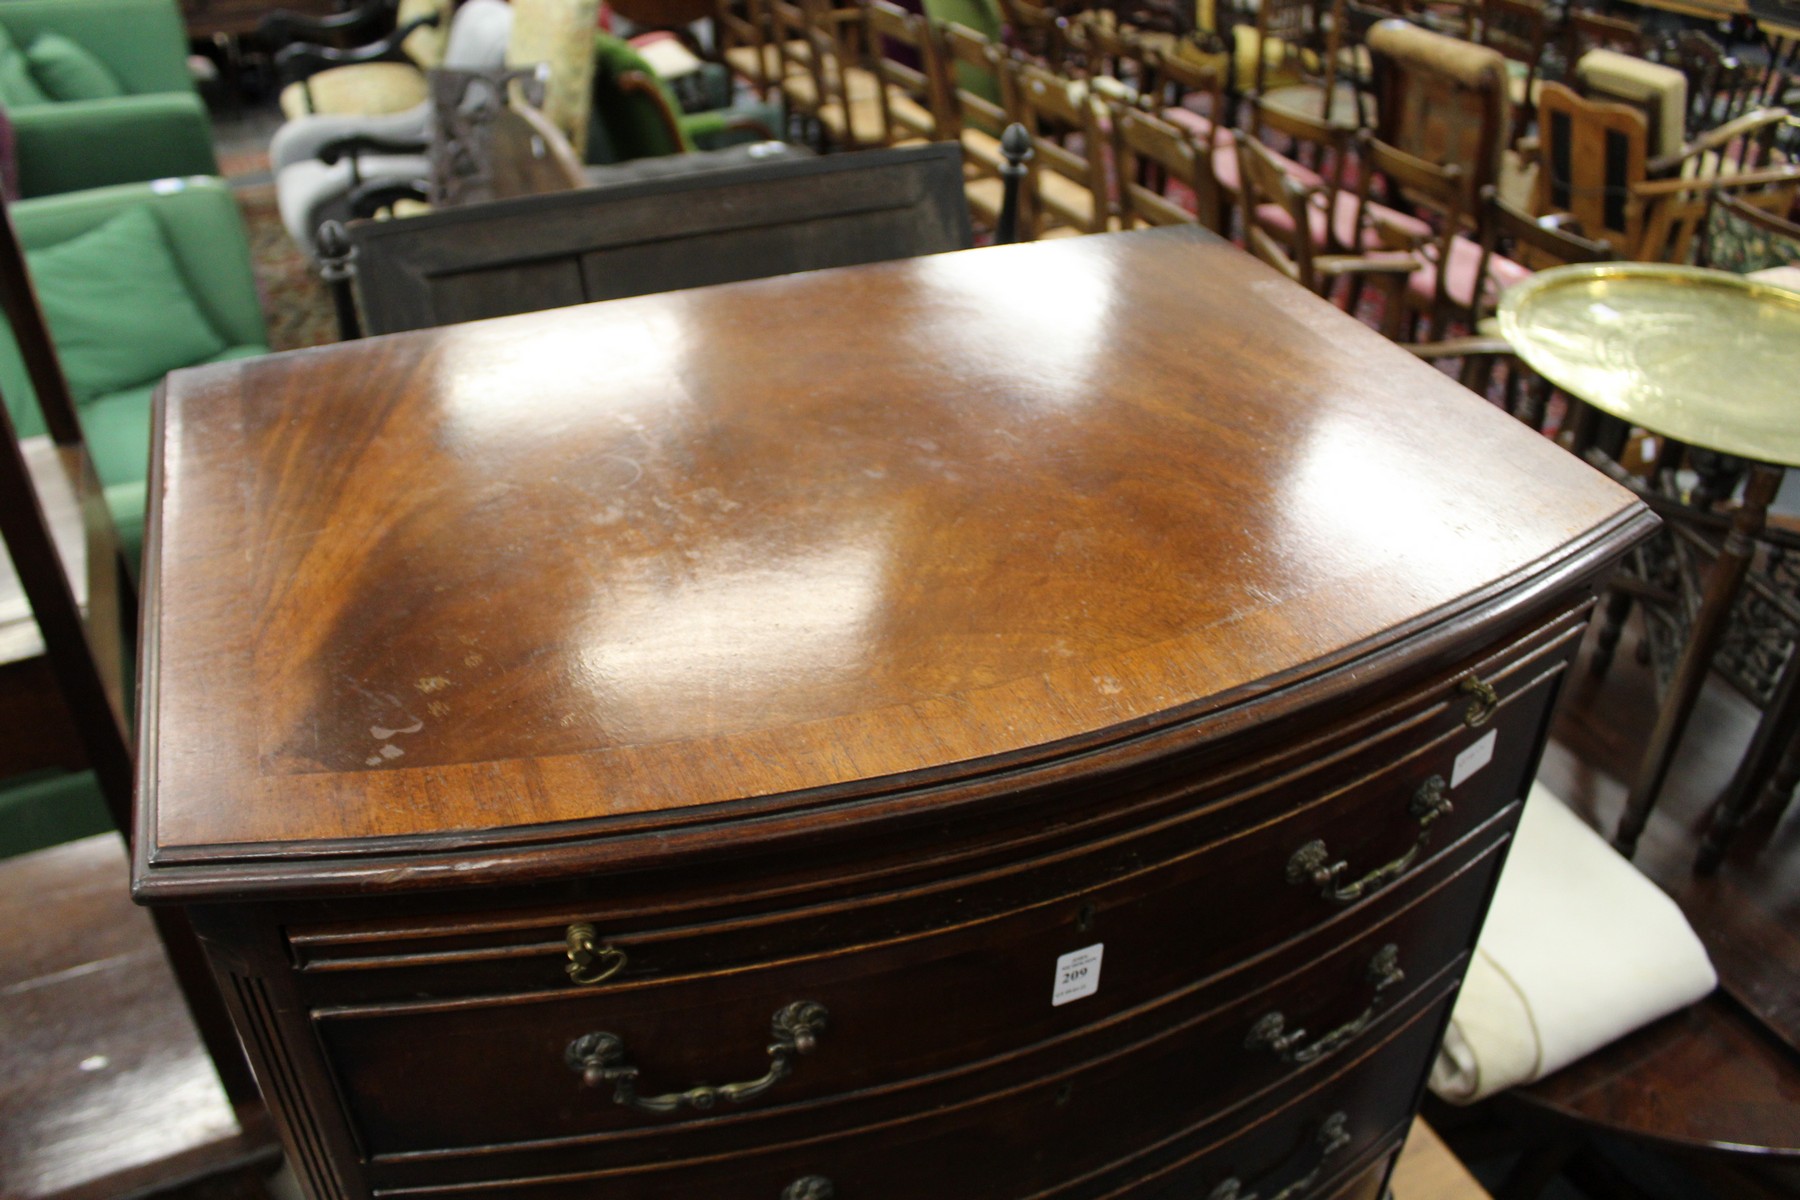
1451 729 1497 789
1052 943 1104 1006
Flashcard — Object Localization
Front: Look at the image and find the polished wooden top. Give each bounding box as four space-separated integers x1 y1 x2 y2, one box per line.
137 228 1646 897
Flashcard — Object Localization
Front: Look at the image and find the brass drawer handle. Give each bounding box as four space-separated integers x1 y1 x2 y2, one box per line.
564 1000 828 1115
1287 775 1451 905
1245 945 1404 1065
781 1178 834 1200
564 923 627 986
1459 673 1499 727
1207 1113 1353 1200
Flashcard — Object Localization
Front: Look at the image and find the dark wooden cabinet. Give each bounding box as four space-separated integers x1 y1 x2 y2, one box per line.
134 228 1654 1200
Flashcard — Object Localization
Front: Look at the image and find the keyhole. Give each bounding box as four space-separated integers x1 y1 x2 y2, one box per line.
1075 902 1096 933
1055 1081 1075 1106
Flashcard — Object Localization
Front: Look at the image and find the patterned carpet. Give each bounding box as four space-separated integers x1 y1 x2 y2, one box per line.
232 178 340 353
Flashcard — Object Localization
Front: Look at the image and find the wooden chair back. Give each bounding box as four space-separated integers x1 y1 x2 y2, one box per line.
1073 10 1155 97
1657 29 1756 140
1533 79 1648 253
1253 0 1332 99
769 0 835 131
864 0 947 143
1477 0 1545 144
1699 182 1800 269
429 68 588 208
1248 91 1353 199
1237 130 1321 288
1147 43 1226 122
1111 102 1212 228
715 0 776 96
1561 7 1646 69
1468 182 1611 320
1001 0 1070 67
1637 163 1800 264
1354 129 1465 327
1014 59 1111 233
937 19 1015 143
1366 18 1510 205
339 142 974 335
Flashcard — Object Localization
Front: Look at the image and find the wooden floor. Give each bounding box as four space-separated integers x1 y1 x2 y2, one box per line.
1396 1119 1494 1199
0 835 278 1200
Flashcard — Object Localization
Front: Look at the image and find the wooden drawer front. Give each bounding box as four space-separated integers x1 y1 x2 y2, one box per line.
288 609 1581 1006
323 827 1507 1163
367 968 1460 1200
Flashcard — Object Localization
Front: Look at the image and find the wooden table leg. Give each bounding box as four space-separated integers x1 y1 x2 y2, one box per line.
1613 462 1784 858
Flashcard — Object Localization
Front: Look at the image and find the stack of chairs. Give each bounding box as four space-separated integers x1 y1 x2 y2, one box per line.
704 0 1798 373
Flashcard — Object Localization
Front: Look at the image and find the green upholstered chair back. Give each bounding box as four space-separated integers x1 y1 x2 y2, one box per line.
588 31 691 161
0 177 268 439
925 0 1005 104
0 0 194 98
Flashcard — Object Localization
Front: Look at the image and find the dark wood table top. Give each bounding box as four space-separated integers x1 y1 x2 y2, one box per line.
136 227 1646 900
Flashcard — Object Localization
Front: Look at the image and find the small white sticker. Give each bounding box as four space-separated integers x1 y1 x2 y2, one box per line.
1451 729 1498 789
1052 943 1104 1006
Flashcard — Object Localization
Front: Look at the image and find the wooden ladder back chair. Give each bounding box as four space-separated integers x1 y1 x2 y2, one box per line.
1366 18 1510 206
1477 0 1547 146
1699 180 1800 270
1561 6 1647 72
715 0 777 98
1147 46 1234 228
1111 101 1213 227
865 0 949 144
1462 183 1614 426
1237 128 1417 333
1636 162 1800 264
1353 127 1468 336
1246 95 1358 250
1237 129 1316 282
768 0 826 133
1474 182 1612 286
0 199 275 1199
1250 0 1347 124
1071 11 1153 98
936 20 1021 222
1657 29 1757 140
1402 0 1476 40
770 0 877 149
1015 58 1112 234
1534 79 1648 253
1001 0 1071 67
1755 30 1798 111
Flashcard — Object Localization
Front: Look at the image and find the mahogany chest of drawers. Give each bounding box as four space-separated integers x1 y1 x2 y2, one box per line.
134 227 1654 1200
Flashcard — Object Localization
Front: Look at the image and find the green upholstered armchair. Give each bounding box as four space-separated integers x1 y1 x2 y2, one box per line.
0 176 269 568
0 0 217 198
586 32 782 163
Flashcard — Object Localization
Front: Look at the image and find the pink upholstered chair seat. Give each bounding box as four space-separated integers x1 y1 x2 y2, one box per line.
1408 234 1532 309
1256 191 1430 252
1203 126 1318 201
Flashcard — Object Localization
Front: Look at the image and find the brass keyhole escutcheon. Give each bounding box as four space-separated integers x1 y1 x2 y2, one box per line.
1075 901 1097 933
565 922 628 985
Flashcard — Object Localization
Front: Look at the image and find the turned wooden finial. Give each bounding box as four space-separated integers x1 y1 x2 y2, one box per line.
995 123 1034 245
316 220 363 341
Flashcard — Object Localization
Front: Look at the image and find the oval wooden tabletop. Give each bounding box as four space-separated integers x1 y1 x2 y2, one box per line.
138 228 1643 881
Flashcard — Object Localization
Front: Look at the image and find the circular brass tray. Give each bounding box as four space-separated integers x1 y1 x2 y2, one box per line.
1498 263 1800 467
